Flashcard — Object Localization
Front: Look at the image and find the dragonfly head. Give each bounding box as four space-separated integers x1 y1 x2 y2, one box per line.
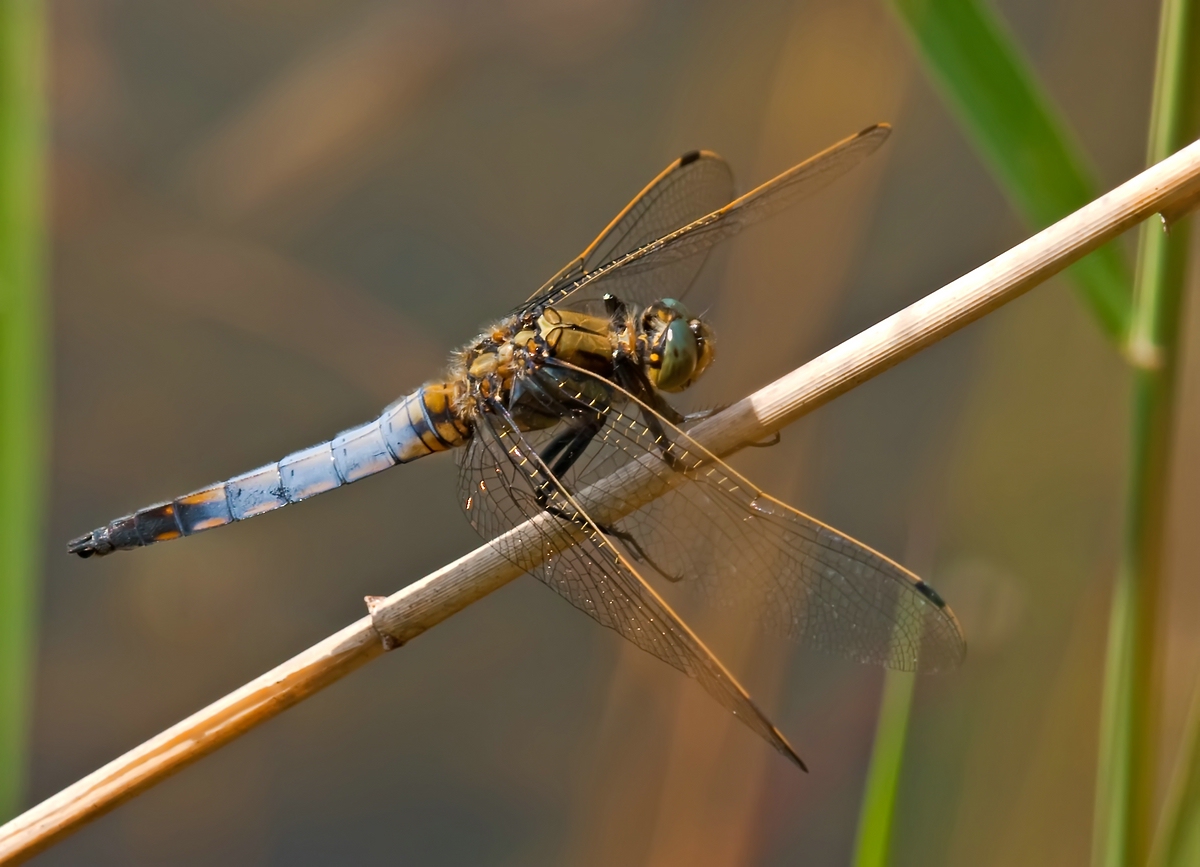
640 299 715 393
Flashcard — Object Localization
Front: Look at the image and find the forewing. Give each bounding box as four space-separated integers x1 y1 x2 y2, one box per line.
524 150 734 312
518 361 966 672
535 124 890 312
458 403 804 766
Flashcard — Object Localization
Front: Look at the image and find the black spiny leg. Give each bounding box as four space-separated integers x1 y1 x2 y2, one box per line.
547 419 602 480
537 419 595 472
524 391 606 516
609 357 688 471
519 382 684 582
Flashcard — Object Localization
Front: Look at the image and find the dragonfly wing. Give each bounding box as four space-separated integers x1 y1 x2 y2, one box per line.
523 150 734 310
538 124 891 312
458 399 805 767
510 360 966 673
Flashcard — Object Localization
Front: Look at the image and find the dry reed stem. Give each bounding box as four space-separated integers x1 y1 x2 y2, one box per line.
3 137 1200 866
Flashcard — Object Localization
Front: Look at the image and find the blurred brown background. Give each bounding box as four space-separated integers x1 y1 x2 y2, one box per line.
33 0 1198 864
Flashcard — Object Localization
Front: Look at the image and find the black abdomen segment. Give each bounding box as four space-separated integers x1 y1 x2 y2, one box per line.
68 384 468 557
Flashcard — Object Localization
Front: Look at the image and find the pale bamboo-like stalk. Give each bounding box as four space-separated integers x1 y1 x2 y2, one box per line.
3 138 1200 867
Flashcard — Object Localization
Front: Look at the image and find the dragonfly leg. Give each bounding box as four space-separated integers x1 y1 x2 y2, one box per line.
682 406 721 423
513 386 685 583
745 431 781 448
540 483 684 581
599 524 684 582
548 418 604 479
540 481 685 583
609 358 689 471
680 406 778 447
530 413 605 513
536 420 593 469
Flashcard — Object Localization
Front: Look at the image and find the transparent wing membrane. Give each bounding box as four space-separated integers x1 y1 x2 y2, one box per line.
476 361 965 674
459 401 805 767
527 150 734 310
526 124 890 314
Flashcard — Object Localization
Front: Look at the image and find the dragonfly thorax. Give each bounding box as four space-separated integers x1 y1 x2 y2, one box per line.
460 306 615 401
458 297 715 422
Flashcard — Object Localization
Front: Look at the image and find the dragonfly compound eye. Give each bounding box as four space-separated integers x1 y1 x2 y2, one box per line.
689 318 715 383
652 317 700 392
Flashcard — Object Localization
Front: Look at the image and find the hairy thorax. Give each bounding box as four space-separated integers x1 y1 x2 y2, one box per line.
448 306 631 426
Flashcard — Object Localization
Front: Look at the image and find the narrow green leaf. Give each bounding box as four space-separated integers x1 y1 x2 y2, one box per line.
890 0 1132 343
1095 2 1200 865
1150 681 1200 867
0 0 47 822
852 670 915 867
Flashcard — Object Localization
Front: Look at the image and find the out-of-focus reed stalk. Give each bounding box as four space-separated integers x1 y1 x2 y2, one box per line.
1149 681 1200 866
889 0 1132 343
893 3 1200 865
852 510 938 867
1094 3 1200 866
881 4 1139 862
0 0 47 823
852 669 914 867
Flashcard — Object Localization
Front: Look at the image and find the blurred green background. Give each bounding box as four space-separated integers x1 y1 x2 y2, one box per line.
13 0 1199 863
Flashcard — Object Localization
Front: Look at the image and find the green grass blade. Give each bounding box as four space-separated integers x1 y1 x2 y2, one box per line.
1093 2 1200 865
852 670 915 867
1150 681 1200 867
0 0 47 822
890 0 1132 343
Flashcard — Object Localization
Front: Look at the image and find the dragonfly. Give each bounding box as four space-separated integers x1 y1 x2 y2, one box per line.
69 123 965 769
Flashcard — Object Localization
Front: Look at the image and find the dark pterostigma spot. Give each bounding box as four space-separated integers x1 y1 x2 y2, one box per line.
914 579 947 608
679 150 700 166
